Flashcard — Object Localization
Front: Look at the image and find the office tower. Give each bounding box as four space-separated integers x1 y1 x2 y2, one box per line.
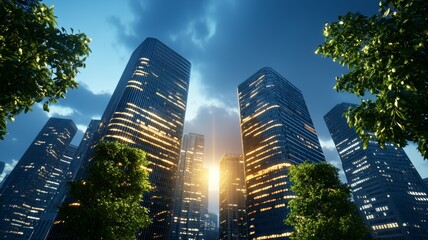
423 178 428 189
94 37 190 239
72 119 101 180
204 212 219 240
43 119 101 239
30 145 77 240
171 133 206 239
238 67 324 239
324 102 428 239
200 167 210 238
0 118 77 240
220 154 247 240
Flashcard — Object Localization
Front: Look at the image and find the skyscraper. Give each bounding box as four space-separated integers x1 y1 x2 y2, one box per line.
204 212 219 240
171 133 206 239
238 67 324 239
30 145 77 240
219 153 247 240
93 37 191 238
0 118 77 240
324 103 428 239
43 119 101 239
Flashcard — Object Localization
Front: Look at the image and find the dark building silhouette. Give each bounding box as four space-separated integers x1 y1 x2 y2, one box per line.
204 212 219 240
81 37 190 239
238 67 324 239
324 102 428 239
220 153 247 240
171 133 206 239
0 118 77 240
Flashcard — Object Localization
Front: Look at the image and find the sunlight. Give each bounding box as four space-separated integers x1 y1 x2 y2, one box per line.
208 165 220 191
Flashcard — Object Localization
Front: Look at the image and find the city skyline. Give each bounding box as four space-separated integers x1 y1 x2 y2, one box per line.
1 0 427 217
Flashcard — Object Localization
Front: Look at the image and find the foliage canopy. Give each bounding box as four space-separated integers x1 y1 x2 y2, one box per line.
285 161 369 240
58 141 152 240
0 0 90 139
316 0 428 158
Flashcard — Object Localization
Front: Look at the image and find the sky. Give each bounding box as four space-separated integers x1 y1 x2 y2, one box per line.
1 0 427 215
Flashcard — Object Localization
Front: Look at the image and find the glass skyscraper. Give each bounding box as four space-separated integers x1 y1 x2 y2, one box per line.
324 102 428 239
93 37 191 239
0 118 77 240
238 67 324 239
30 144 77 240
171 133 206 239
219 153 247 240
44 119 101 239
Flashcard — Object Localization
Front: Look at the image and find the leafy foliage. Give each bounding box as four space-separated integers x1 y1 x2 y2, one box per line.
58 141 152 240
316 0 428 158
285 161 369 240
0 0 90 139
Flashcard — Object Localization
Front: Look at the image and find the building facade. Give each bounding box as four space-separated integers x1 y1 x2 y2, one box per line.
238 67 324 239
30 145 77 240
0 118 77 240
219 153 247 240
44 119 101 239
324 102 428 239
171 133 206 239
204 212 219 240
94 37 191 239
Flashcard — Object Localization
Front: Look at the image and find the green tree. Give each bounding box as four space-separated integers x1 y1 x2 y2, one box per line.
58 141 152 240
315 0 428 159
0 0 90 139
285 161 370 240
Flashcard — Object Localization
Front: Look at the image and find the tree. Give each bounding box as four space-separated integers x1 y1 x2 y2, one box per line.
58 141 152 240
0 0 91 139
285 161 370 240
315 0 428 159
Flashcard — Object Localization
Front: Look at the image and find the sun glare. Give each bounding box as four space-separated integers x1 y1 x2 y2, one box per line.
208 166 220 191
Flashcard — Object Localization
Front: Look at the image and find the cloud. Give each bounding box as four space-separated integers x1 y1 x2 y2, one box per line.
108 0 217 50
319 137 336 151
0 159 18 183
40 105 76 117
186 66 237 121
76 124 88 133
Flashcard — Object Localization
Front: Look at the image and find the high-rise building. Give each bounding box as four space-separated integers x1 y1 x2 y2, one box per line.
204 212 219 240
93 37 190 239
30 145 77 240
43 119 101 239
219 153 247 240
72 119 101 180
171 133 206 239
0 118 77 240
324 102 428 239
238 67 324 239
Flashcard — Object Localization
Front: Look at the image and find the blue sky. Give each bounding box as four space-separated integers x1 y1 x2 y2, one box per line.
1 0 427 214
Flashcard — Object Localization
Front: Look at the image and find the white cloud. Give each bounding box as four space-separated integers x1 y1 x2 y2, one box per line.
0 159 18 183
37 104 77 118
185 66 237 121
319 137 336 151
76 124 88 133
